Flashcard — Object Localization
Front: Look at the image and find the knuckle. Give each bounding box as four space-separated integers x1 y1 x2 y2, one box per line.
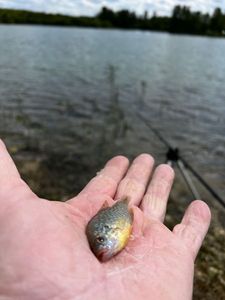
99 174 116 185
119 178 144 195
88 174 116 193
173 223 186 235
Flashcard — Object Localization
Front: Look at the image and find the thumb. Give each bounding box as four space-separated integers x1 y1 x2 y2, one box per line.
173 200 211 260
0 139 21 186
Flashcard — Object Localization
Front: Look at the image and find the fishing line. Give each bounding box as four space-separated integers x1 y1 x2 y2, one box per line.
138 111 225 209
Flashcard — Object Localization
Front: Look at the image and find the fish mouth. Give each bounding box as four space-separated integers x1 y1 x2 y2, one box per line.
97 249 113 262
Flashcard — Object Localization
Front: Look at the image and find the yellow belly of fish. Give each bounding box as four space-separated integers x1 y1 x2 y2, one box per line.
114 220 132 251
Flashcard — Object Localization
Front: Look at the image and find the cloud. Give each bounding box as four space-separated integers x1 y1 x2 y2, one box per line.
0 0 224 16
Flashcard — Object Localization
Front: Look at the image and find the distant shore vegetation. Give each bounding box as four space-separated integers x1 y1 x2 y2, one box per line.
0 5 225 36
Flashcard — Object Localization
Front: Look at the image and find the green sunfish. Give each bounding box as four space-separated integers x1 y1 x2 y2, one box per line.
86 198 133 262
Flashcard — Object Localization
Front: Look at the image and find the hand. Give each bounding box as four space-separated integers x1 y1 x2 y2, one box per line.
0 139 211 300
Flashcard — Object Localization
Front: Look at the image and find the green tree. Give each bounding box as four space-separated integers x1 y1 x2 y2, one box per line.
97 6 115 26
115 10 137 28
210 8 225 34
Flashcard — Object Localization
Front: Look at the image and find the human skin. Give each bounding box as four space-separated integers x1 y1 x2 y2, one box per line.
0 139 211 300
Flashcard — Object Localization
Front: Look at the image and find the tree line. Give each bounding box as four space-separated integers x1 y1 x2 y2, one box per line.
0 5 224 36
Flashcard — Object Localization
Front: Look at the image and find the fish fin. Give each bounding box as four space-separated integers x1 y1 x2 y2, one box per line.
129 234 135 241
100 200 109 210
129 206 134 222
120 196 131 204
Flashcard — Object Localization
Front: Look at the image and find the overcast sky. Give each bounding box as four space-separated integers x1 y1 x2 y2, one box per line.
0 0 224 16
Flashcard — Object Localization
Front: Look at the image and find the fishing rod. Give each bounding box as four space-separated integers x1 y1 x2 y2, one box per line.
166 146 200 199
139 112 225 209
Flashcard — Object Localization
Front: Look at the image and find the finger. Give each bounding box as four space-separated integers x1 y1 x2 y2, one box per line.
67 194 115 222
141 164 174 222
173 200 211 260
115 154 154 206
68 156 129 205
0 139 21 186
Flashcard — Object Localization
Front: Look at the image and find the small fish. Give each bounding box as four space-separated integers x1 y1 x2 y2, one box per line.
86 198 133 262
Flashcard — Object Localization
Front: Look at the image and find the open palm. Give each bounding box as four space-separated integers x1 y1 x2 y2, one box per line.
0 140 211 300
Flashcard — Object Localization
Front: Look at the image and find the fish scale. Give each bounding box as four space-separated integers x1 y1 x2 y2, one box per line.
86 198 133 262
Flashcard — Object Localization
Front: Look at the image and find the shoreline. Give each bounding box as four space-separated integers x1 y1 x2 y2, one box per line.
0 22 225 39
1 6 225 39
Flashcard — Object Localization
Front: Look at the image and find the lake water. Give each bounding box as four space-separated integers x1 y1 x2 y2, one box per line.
0 25 224 202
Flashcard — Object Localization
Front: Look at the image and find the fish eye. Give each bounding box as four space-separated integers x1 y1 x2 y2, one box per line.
96 236 105 243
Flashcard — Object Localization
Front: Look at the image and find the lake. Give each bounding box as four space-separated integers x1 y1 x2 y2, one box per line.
0 25 224 202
